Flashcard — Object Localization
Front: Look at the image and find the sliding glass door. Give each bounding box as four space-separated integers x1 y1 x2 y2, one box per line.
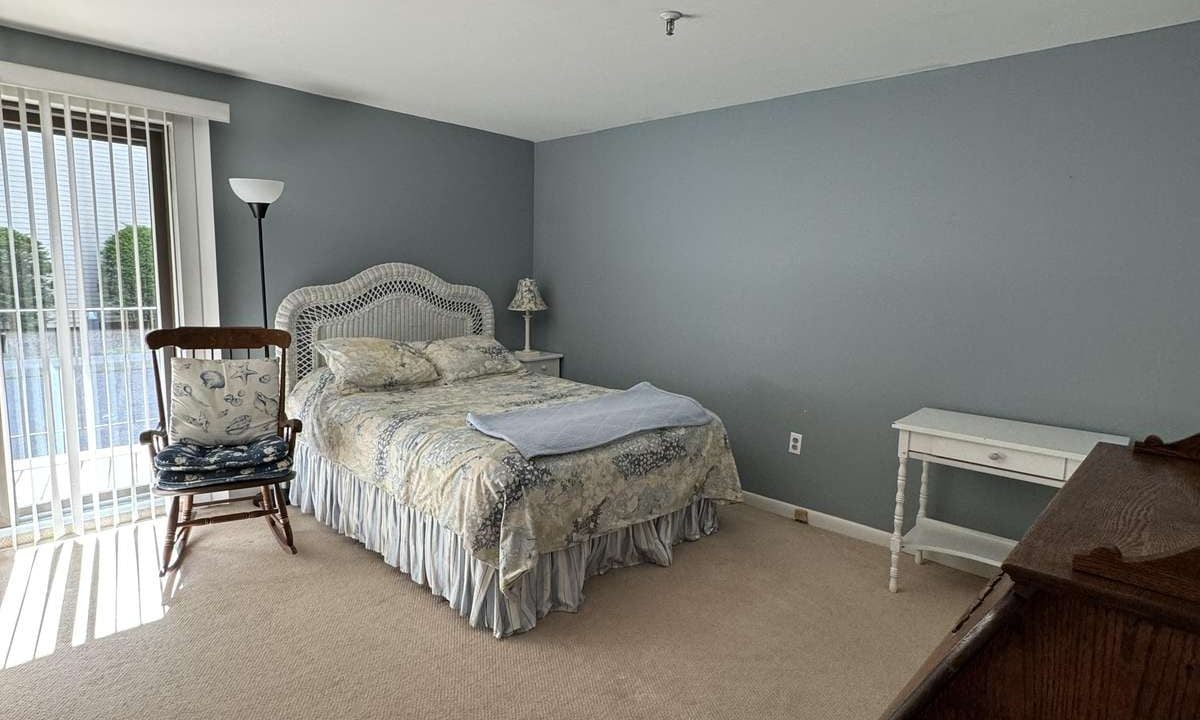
0 86 173 545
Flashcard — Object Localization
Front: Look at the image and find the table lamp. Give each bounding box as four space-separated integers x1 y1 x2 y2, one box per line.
507 278 547 360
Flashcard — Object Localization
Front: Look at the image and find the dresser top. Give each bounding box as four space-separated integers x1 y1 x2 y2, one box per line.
1003 443 1200 631
893 408 1128 460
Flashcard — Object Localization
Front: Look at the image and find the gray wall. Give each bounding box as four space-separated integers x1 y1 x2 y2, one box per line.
534 22 1200 537
0 26 533 346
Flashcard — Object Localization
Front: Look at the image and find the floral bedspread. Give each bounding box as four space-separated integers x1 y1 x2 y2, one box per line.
288 369 742 591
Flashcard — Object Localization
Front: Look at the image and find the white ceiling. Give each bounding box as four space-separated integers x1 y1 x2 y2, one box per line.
3 2 1198 141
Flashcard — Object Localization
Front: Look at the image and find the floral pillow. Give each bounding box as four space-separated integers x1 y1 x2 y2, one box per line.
169 358 280 446
421 335 521 383
315 337 439 390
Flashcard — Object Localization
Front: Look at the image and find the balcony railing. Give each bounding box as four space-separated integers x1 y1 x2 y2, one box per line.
0 311 162 538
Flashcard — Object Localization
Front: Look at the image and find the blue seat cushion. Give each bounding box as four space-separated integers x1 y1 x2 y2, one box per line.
154 435 289 473
155 459 293 490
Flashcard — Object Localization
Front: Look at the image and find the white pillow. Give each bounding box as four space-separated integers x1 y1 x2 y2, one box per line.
315 337 439 390
169 357 280 446
421 335 521 383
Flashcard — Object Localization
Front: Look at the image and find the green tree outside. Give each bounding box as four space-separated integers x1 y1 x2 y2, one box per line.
0 227 55 331
100 224 156 308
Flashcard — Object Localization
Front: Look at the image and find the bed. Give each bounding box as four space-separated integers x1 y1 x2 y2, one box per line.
277 263 742 636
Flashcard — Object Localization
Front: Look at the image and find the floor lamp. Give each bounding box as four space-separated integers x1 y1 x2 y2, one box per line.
229 178 285 328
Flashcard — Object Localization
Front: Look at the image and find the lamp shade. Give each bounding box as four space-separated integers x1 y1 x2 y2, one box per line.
507 278 547 312
229 178 285 204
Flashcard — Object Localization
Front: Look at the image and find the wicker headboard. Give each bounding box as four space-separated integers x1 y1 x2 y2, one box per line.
275 263 494 389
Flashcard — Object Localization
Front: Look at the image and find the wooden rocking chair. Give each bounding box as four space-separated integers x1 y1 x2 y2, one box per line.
140 327 302 575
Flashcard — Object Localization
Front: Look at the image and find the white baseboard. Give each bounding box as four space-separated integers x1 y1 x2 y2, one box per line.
740 491 996 578
741 491 890 544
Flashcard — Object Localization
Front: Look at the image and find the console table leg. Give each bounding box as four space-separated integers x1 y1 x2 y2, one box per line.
889 452 908 593
915 460 930 565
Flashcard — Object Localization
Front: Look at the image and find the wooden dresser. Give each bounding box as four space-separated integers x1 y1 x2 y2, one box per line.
881 442 1200 720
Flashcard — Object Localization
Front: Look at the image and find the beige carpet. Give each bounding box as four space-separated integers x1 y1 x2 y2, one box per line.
0 503 981 719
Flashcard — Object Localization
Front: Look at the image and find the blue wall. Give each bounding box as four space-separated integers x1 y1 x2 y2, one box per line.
533 22 1200 536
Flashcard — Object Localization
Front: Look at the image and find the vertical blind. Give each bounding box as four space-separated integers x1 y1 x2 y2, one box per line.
0 83 170 547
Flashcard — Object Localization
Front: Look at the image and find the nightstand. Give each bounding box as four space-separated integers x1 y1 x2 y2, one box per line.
514 350 562 378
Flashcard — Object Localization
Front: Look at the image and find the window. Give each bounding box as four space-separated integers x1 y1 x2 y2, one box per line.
0 86 174 542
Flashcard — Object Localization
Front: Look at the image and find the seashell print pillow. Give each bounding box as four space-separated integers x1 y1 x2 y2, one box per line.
421 335 522 383
314 337 440 390
168 357 280 446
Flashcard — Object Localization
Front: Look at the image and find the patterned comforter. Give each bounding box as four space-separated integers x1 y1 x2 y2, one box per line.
288 369 742 591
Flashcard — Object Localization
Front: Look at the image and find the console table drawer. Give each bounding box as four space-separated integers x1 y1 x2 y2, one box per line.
909 434 1066 480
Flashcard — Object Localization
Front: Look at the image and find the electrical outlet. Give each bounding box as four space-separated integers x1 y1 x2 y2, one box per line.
788 432 803 455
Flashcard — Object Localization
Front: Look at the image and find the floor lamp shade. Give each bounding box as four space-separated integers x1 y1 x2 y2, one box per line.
230 178 284 219
229 178 284 204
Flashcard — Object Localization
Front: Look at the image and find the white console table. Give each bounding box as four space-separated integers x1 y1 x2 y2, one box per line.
888 408 1127 592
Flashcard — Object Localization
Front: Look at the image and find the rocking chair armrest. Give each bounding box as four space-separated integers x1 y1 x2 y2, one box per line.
139 428 168 446
140 428 168 462
281 418 303 455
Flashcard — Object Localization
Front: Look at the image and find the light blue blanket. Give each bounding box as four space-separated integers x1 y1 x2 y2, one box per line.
467 381 713 458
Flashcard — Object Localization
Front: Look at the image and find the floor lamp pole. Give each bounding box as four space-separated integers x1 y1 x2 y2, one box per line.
257 215 268 329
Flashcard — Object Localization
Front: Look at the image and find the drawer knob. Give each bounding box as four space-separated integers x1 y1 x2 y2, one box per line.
988 451 1005 461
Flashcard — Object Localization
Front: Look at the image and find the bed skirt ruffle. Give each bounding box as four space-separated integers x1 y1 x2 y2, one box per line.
289 442 720 637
